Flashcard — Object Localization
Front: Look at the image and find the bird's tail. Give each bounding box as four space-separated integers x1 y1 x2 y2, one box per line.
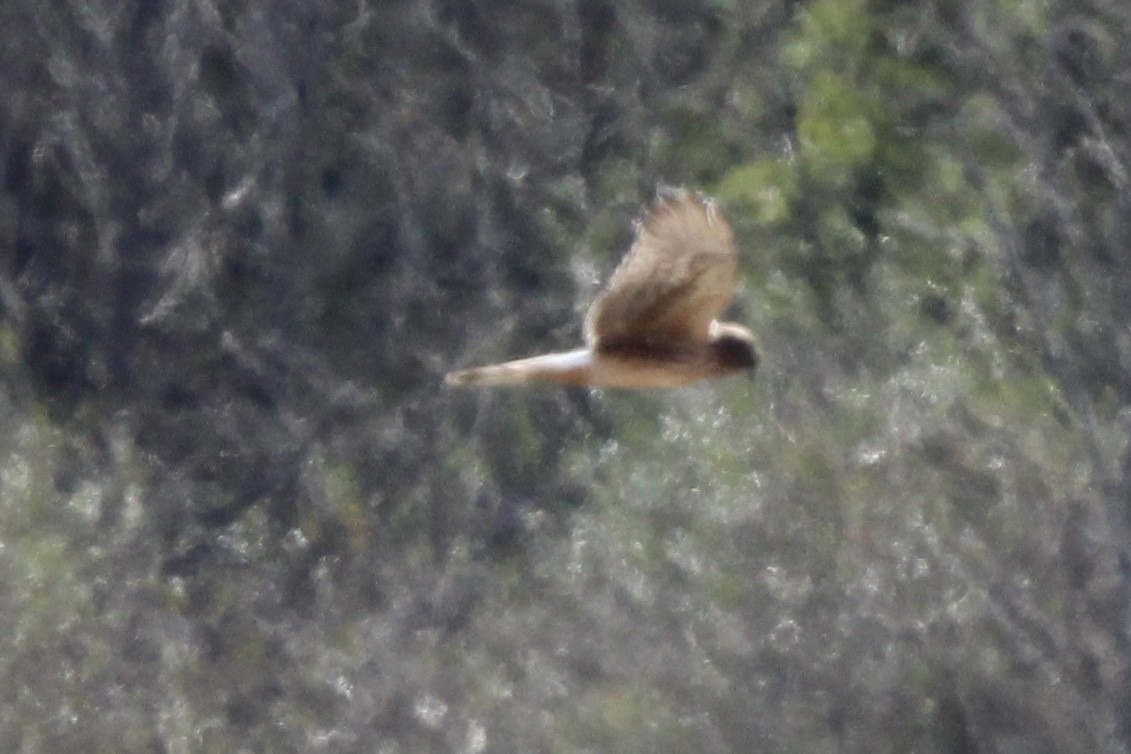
444 349 593 387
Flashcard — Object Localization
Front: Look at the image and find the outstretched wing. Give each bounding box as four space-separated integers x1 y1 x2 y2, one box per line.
584 190 738 348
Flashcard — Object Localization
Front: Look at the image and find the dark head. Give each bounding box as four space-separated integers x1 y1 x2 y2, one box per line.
710 322 758 375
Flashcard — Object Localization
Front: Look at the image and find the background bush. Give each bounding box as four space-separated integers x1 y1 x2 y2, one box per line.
1 0 1130 750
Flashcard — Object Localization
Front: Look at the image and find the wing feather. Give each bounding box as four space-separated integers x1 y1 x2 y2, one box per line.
585 190 737 348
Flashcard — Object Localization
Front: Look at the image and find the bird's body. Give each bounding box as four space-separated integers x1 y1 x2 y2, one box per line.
445 189 757 389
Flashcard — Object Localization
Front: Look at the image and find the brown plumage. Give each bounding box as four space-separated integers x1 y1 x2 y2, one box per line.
445 189 757 389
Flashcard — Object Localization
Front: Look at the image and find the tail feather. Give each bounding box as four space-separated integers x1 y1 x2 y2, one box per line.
444 363 532 386
445 349 592 387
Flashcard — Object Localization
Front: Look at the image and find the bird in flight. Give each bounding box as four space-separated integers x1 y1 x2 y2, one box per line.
445 189 757 389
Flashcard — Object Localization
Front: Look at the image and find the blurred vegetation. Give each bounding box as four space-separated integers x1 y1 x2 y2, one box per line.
1 0 1130 751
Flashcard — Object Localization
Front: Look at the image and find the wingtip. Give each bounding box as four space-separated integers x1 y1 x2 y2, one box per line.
650 185 718 215
640 186 721 232
654 184 689 203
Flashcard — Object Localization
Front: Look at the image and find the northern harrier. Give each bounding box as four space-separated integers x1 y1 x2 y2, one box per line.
445 189 757 389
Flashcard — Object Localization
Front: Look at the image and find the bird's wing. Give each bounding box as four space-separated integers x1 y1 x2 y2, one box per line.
584 190 738 349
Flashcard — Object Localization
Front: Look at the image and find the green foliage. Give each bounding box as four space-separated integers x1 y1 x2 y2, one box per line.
3 0 1130 750
797 71 878 178
718 158 798 227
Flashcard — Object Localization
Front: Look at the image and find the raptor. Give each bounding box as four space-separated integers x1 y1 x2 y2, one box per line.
445 190 757 389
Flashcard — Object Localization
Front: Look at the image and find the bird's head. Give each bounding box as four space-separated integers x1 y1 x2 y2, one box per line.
709 321 758 374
